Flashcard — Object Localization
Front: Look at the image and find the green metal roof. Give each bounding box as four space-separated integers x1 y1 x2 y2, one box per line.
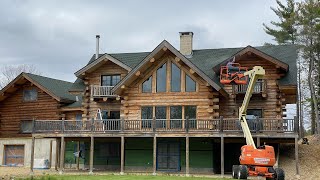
71 44 297 92
25 73 76 102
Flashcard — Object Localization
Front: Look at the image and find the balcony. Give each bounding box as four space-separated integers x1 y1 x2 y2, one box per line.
32 117 298 136
233 79 267 96
91 85 117 97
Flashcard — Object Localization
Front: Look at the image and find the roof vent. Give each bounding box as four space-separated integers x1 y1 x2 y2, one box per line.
179 32 193 57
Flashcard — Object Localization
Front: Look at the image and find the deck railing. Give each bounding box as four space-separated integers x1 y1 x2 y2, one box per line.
91 85 116 97
233 79 267 94
33 117 298 134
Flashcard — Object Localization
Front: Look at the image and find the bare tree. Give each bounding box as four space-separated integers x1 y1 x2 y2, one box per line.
0 64 41 89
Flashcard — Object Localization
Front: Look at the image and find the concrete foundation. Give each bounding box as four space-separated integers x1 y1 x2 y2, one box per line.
0 138 57 168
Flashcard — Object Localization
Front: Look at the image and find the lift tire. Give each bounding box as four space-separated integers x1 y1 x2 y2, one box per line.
232 165 239 179
275 168 285 180
238 165 248 179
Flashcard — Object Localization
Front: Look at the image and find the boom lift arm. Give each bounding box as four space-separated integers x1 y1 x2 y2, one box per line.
238 66 265 148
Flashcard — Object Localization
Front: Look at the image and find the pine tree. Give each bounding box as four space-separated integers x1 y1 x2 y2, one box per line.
263 0 298 45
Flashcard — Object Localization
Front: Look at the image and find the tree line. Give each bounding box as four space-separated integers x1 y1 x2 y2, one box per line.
263 0 320 135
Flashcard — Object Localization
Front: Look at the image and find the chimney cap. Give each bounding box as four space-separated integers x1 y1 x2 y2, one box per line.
179 32 194 36
96 35 100 38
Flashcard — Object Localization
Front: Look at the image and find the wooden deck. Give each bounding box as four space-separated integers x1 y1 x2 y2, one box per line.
31 117 298 138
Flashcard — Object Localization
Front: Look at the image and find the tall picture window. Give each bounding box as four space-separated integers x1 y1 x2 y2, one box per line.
185 74 196 92
101 75 121 86
156 63 167 92
170 106 182 128
142 76 152 93
23 89 38 102
155 106 166 128
141 106 153 128
171 63 181 92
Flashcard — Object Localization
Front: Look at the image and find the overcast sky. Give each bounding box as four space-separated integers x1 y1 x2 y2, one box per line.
0 0 282 82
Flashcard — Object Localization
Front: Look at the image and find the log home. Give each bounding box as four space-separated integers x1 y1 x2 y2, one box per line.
0 32 298 176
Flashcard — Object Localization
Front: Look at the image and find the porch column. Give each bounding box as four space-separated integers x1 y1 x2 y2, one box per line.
295 137 299 175
186 136 190 176
59 136 65 174
30 136 35 175
220 136 224 177
153 136 157 175
120 136 125 175
76 141 80 170
257 137 260 147
89 136 94 174
55 138 61 171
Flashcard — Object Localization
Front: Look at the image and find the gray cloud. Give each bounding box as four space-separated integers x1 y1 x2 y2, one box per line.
0 0 280 82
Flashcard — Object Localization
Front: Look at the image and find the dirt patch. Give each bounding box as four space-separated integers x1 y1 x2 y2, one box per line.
280 135 320 180
0 167 55 179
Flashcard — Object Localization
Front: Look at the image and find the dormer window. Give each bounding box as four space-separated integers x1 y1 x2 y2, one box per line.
101 75 120 86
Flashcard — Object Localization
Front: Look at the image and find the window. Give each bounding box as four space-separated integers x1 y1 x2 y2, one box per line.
23 89 37 101
20 120 33 133
142 76 152 93
156 106 166 128
185 74 196 92
170 106 182 128
4 145 25 166
141 106 153 128
156 63 167 92
101 75 121 86
101 110 108 119
246 109 263 131
171 63 181 92
185 106 197 129
247 109 263 118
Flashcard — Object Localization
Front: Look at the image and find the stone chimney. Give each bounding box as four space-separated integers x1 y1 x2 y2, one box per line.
179 32 193 56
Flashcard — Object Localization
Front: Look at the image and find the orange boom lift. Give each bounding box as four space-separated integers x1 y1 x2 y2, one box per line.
220 65 285 180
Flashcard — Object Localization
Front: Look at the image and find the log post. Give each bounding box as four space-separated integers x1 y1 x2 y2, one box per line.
120 136 125 175
30 136 35 175
59 136 65 174
153 136 157 175
76 141 80 170
89 136 94 174
295 137 299 175
55 138 60 171
257 137 261 147
186 136 190 176
220 136 224 177
294 116 299 134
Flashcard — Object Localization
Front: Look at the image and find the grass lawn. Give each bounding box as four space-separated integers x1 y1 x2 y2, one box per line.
20 175 229 180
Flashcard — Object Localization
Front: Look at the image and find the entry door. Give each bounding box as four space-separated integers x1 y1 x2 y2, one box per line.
157 142 180 171
4 145 24 166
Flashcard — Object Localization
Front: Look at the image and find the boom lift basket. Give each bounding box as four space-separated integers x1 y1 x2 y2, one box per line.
220 63 248 85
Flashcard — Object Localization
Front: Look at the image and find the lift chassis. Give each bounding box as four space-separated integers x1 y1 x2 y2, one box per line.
231 66 285 180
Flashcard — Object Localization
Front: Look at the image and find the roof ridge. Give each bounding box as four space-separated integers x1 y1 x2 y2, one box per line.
24 73 73 84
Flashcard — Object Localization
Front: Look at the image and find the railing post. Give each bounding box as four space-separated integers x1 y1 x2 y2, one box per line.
91 118 94 132
185 116 189 133
32 119 35 134
121 118 124 132
62 118 65 133
294 116 299 133
153 117 156 132
219 116 224 132
256 116 260 133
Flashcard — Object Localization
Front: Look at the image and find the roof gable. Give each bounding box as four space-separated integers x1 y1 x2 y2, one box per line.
0 73 75 102
112 40 228 96
212 45 289 73
75 54 132 78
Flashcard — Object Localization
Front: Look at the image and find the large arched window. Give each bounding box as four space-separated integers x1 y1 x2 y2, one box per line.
171 63 181 92
156 63 167 92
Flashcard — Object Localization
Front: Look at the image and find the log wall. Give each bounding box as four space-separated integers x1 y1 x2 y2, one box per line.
82 61 127 119
0 82 60 137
